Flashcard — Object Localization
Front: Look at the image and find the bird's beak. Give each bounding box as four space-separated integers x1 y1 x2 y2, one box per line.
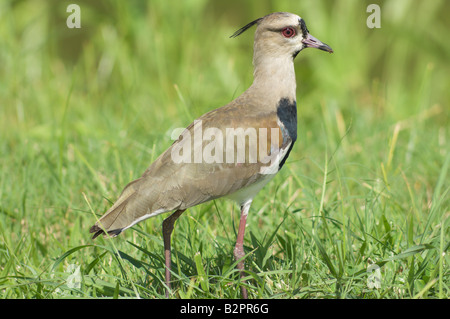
302 33 333 53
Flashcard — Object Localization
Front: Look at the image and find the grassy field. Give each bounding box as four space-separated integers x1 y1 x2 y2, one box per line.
0 0 448 299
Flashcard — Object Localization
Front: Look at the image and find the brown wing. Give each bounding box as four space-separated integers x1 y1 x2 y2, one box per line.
90 102 285 238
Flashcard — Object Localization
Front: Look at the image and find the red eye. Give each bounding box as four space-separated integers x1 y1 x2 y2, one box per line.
281 27 296 38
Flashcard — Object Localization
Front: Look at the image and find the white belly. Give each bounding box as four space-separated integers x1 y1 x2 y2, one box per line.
226 173 276 206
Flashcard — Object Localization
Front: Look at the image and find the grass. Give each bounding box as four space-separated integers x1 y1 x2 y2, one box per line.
0 0 449 299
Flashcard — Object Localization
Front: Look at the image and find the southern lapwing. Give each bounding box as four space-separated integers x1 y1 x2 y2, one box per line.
90 12 333 298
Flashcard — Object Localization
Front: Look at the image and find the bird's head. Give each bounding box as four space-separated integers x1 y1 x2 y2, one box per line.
231 12 333 60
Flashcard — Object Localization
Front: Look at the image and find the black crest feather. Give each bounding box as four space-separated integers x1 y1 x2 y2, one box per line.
230 17 262 38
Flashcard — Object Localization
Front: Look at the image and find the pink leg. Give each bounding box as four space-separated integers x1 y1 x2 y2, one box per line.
162 209 185 298
233 201 252 299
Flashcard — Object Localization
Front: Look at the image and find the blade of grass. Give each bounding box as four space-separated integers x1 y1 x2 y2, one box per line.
51 245 94 271
194 251 209 292
75 148 107 193
83 192 140 298
413 279 437 299
420 153 449 244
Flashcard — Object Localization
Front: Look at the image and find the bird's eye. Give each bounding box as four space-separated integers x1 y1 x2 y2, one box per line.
281 27 296 38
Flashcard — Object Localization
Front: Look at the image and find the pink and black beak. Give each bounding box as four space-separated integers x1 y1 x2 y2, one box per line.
302 33 333 53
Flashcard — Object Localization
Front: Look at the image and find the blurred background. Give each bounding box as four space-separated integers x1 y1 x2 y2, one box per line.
1 0 448 135
0 0 448 298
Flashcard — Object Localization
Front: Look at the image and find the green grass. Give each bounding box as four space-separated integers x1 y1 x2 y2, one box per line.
0 0 448 299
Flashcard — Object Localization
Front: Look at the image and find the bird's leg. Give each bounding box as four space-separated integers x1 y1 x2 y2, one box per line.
162 209 185 298
233 201 252 299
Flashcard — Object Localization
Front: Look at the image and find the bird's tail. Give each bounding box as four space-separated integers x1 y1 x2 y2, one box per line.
89 224 123 239
89 179 142 239
89 192 136 239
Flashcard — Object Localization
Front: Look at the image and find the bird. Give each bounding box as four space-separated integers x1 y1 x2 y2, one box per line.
90 12 333 299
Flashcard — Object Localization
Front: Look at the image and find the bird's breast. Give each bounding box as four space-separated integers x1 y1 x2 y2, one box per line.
276 98 297 144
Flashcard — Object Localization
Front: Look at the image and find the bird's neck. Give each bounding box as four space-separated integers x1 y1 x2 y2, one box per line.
247 54 297 107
